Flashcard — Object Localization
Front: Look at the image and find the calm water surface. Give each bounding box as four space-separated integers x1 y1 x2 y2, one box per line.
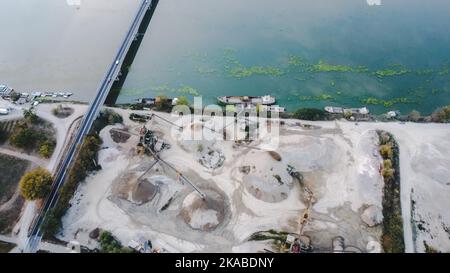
0 0 139 101
118 0 450 114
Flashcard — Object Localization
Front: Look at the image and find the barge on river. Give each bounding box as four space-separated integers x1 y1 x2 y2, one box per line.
217 95 276 106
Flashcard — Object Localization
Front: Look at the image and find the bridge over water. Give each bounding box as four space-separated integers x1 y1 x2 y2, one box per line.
24 0 159 253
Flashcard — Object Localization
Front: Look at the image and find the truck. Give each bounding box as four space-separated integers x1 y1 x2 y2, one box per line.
0 108 9 115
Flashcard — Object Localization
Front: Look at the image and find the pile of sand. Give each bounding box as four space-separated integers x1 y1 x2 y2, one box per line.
179 190 227 231
131 179 159 205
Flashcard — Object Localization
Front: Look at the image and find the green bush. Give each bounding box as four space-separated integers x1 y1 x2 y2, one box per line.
382 213 404 253
10 92 21 102
408 110 421 122
431 105 450 123
41 209 61 237
10 123 36 150
91 109 123 134
99 231 133 253
39 139 56 158
293 108 327 121
23 109 40 124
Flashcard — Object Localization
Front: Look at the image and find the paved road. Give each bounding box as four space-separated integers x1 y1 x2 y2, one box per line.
24 0 153 253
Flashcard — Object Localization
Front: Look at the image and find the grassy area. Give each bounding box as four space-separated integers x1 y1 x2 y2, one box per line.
0 120 19 144
0 154 29 234
0 195 25 234
0 154 30 205
0 241 16 253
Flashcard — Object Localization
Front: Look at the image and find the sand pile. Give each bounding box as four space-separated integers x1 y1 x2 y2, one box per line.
179 189 227 231
109 128 131 143
131 179 159 205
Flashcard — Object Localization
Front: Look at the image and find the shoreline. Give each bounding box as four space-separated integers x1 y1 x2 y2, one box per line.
109 101 450 124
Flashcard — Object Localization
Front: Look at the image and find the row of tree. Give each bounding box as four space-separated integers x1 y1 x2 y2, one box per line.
378 131 404 253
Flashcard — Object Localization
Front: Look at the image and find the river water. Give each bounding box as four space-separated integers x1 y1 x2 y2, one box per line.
1 0 450 114
0 0 139 101
117 0 450 114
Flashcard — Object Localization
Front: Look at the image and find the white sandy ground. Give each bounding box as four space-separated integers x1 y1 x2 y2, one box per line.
0 99 87 251
52 107 450 253
4 102 446 252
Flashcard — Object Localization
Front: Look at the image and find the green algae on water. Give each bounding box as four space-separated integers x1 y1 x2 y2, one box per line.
287 55 308 67
307 60 354 73
361 97 414 107
372 68 410 78
229 65 284 78
174 86 200 96
300 93 334 101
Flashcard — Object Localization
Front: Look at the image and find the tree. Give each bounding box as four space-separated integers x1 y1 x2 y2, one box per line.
408 110 421 122
23 109 40 124
19 167 53 200
39 140 55 158
176 96 189 106
343 111 353 120
382 160 395 180
99 231 133 253
10 123 36 150
379 144 393 159
40 209 61 236
431 105 450 123
383 159 393 169
155 94 172 111
107 111 123 125
10 92 21 102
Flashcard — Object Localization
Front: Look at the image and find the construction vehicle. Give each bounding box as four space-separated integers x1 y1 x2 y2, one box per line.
287 165 303 182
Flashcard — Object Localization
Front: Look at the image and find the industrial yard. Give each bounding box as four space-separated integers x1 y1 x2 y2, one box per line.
55 106 450 253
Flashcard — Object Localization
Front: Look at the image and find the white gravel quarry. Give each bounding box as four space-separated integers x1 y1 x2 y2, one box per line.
55 107 450 253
